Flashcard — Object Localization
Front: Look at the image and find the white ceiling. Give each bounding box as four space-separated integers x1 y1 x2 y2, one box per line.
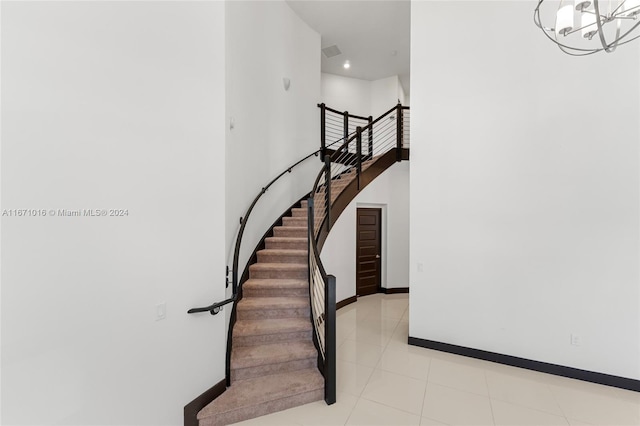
286 0 411 95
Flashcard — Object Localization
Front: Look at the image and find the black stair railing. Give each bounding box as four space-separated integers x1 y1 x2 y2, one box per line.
187 102 408 405
306 102 410 406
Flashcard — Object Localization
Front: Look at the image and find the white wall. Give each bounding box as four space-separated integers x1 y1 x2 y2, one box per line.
226 1 321 287
1 2 226 425
371 75 402 117
321 73 372 117
322 162 410 303
410 1 640 380
321 73 404 118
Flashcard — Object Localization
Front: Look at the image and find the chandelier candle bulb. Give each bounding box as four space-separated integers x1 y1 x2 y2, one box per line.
556 4 575 36
581 11 598 38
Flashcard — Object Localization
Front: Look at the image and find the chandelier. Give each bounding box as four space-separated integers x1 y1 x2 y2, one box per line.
534 0 640 55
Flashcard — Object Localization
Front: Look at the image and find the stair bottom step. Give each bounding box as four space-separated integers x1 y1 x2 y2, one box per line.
197 368 323 426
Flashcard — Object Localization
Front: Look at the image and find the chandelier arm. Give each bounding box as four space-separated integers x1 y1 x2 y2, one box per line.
536 0 640 55
593 0 616 52
535 2 604 53
611 0 627 16
609 30 640 46
533 1 547 30
609 19 640 44
557 44 602 55
543 24 604 52
564 22 598 36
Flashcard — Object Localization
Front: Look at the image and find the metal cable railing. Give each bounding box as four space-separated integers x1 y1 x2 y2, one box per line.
187 102 408 405
307 102 410 406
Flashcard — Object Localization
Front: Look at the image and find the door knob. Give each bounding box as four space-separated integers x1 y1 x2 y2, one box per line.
375 254 381 259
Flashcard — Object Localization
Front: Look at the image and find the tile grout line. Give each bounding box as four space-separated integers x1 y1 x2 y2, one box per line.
484 370 498 425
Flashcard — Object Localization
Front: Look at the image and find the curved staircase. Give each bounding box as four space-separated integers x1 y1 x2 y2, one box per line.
191 103 409 426
197 200 324 426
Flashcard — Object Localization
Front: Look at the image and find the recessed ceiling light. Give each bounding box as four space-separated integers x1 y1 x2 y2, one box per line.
343 60 350 69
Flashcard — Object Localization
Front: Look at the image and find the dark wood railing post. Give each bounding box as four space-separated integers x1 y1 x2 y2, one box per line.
324 158 331 232
367 115 373 159
319 103 326 162
356 126 362 190
325 274 337 405
396 102 403 162
343 111 349 144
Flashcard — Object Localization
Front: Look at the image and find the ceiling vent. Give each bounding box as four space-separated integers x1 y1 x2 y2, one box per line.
322 45 342 58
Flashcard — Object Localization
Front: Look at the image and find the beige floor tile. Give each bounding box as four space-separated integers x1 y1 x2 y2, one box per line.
549 381 640 425
422 383 494 426
376 347 432 381
232 408 304 425
285 392 359 426
336 360 374 397
336 321 356 346
386 323 413 353
349 326 395 347
428 358 489 396
490 399 569 426
485 369 563 415
346 398 421 426
421 417 450 425
356 316 401 333
566 418 594 425
361 369 427 415
337 339 384 367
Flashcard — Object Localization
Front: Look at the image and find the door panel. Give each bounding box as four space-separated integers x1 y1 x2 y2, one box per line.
356 208 381 296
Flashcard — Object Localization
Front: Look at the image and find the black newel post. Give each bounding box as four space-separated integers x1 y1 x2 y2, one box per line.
343 111 349 144
324 274 337 405
396 102 403 162
356 126 362 190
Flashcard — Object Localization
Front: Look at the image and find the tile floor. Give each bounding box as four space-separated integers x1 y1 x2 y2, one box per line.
234 294 640 426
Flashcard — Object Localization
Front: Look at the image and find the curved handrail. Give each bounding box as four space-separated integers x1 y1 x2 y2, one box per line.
188 139 346 315
230 150 319 295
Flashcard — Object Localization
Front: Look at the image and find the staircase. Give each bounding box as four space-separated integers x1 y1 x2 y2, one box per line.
197 200 324 426
189 103 409 426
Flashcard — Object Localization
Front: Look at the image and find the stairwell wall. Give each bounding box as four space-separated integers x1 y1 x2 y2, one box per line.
1 2 226 424
321 162 410 303
321 73 406 118
410 1 640 380
225 1 321 301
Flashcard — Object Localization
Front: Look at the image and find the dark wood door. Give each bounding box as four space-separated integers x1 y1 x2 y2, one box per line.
356 208 381 296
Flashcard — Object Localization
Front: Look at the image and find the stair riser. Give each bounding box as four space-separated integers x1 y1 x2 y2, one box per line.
198 388 323 426
243 288 309 298
273 227 307 238
265 239 307 250
257 252 307 264
249 268 308 280
291 208 307 218
237 307 310 321
234 330 312 347
282 217 308 227
230 358 316 381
